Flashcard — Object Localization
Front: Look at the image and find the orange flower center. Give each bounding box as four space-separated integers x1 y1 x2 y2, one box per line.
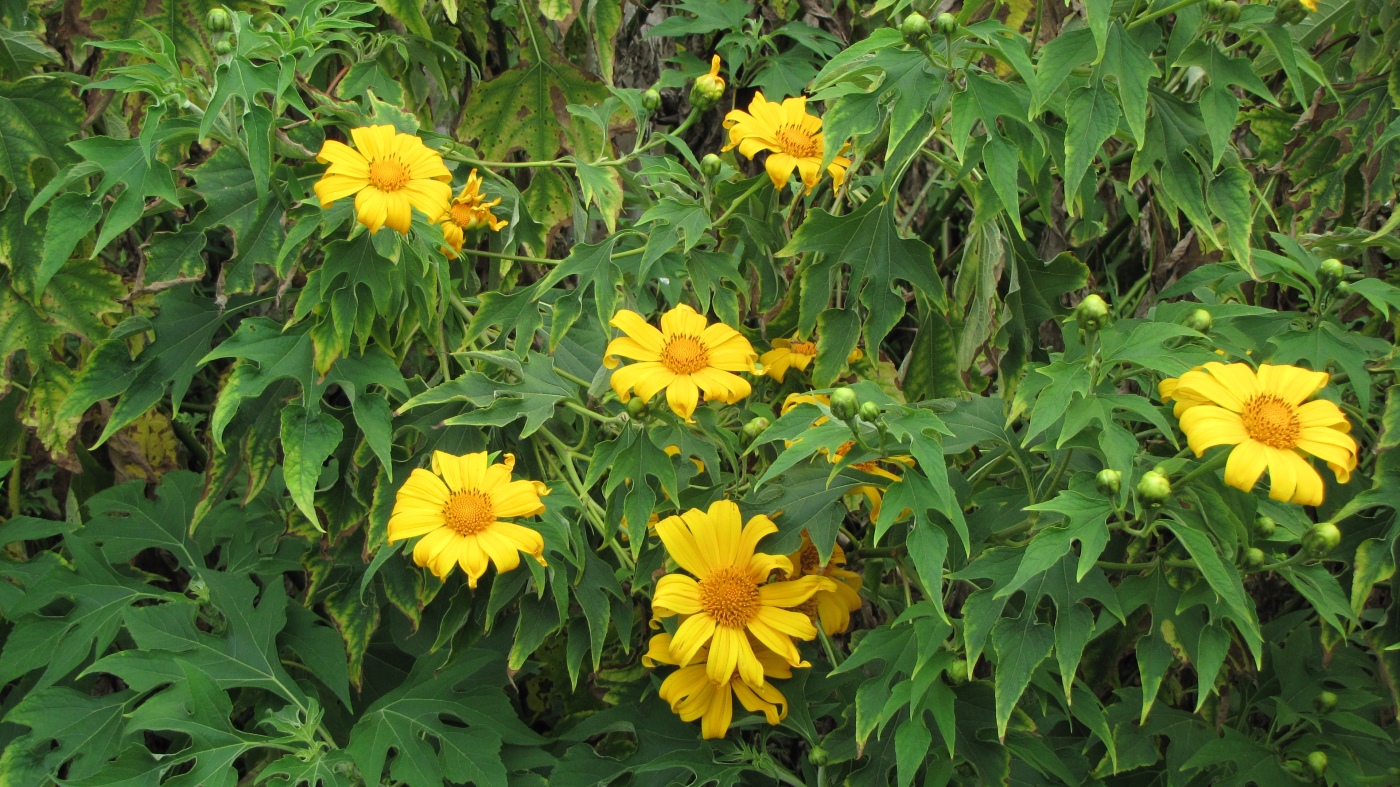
699 566 760 628
449 201 480 228
790 340 817 357
775 125 819 159
798 543 821 574
661 335 710 375
368 157 410 191
1241 394 1300 449
443 490 494 535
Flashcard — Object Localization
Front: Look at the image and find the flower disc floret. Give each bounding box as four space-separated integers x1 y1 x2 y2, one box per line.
314 125 453 234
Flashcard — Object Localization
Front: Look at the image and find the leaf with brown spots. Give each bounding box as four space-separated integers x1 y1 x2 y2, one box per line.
457 53 608 162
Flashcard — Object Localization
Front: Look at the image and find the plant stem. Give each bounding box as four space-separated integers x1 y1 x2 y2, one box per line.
1127 0 1203 29
458 248 561 265
561 399 616 425
712 178 768 228
1175 449 1230 489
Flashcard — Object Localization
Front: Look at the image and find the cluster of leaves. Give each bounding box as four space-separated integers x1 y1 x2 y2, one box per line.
1 0 1399 784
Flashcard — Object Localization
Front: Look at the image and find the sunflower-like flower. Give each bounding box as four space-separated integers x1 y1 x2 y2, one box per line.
786 532 863 636
760 338 817 383
836 444 916 520
652 500 833 686
604 305 759 421
1159 363 1357 506
314 125 453 234
388 451 550 586
723 92 851 193
439 169 507 253
643 632 789 739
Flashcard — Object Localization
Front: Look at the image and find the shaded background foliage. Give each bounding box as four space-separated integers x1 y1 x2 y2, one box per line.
0 0 1399 784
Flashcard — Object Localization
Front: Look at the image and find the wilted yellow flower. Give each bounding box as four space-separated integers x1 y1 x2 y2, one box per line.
604 305 759 421
1160 363 1357 506
723 92 851 193
651 500 832 686
786 532 863 636
760 338 816 382
388 451 549 586
643 632 789 739
314 125 452 234
439 169 507 253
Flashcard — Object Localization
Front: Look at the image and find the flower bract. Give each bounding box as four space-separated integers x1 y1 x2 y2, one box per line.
314 124 453 234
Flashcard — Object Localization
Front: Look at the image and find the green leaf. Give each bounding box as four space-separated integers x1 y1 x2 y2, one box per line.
1268 322 1389 412
645 0 753 37
0 685 134 780
1279 564 1356 634
812 308 860 387
81 0 223 72
457 50 608 162
280 404 343 530
0 25 60 78
465 289 544 355
35 194 103 297
1207 164 1254 277
1351 537 1396 618
990 611 1054 741
1160 515 1262 664
1062 80 1120 214
190 146 287 293
401 350 573 438
374 0 432 37
1099 23 1158 147
280 603 353 711
1020 490 1115 584
0 78 81 199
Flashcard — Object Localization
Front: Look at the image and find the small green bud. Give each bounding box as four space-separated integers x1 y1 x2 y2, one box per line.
808 745 830 766
641 88 661 112
205 6 232 32
1303 522 1341 557
1274 0 1308 23
1314 690 1338 713
741 417 770 443
1253 515 1277 539
858 400 882 422
1220 0 1241 22
1242 547 1266 570
700 153 722 178
626 396 648 419
1096 468 1122 496
1284 760 1308 777
1075 294 1111 332
1336 280 1352 295
1318 258 1346 288
935 12 958 35
1306 751 1328 777
947 658 969 684
1137 470 1172 506
829 387 860 422
900 12 932 44
1205 0 1223 12
214 39 233 56
1183 308 1212 333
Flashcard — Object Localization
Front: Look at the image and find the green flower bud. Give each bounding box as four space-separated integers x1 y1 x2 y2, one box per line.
1336 280 1352 295
641 88 661 112
205 7 232 32
1242 547 1266 570
1096 468 1122 496
1318 258 1346 288
1137 470 1172 506
1183 308 1212 333
1303 522 1341 557
1205 0 1223 12
214 39 233 56
1274 0 1308 23
1314 690 1338 713
900 12 932 44
700 153 722 178
741 417 770 443
829 387 859 422
1253 515 1276 539
1075 294 1111 332
947 657 969 684
690 55 725 111
858 400 882 422
808 745 830 766
626 396 648 419
1220 0 1241 22
935 12 958 35
1306 751 1328 777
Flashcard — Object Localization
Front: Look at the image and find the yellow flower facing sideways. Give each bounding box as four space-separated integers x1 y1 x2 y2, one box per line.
643 632 790 739
439 169 507 253
723 92 851 193
651 500 834 686
786 532 863 636
604 304 759 421
760 338 817 382
388 451 550 587
1160 363 1358 505
779 393 913 517
314 125 453 234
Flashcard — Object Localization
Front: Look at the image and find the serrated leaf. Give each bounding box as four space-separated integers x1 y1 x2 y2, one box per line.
0 78 82 199
457 50 608 162
280 404 342 529
1062 80 1120 214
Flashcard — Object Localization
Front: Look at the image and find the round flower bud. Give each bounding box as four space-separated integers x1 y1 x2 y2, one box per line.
809 745 830 766
1220 0 1241 22
1253 515 1276 539
1303 522 1341 557
626 396 648 419
1336 280 1352 295
205 7 232 32
935 12 958 35
641 88 661 112
690 55 725 111
1137 470 1172 506
1314 690 1338 713
1096 468 1122 496
1318 258 1346 288
1075 294 1111 332
214 39 233 56
1242 547 1266 570
1274 0 1308 23
858 400 882 422
829 387 859 422
947 658 969 684
741 417 770 443
700 153 722 178
1183 308 1212 333
901 12 932 44
1306 751 1328 777
1205 0 1223 13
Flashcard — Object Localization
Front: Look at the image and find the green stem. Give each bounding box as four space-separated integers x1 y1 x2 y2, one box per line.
1127 0 1204 29
555 367 593 389
1175 449 1230 489
850 545 906 559
561 399 616 425
712 178 768 228
458 248 561 265
816 625 843 667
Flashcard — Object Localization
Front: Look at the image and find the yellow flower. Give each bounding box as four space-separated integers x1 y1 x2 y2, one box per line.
604 304 759 421
781 392 831 423
651 500 832 686
760 338 817 382
439 169 507 253
388 451 550 587
1299 0 1316 9
723 92 851 193
1160 363 1358 506
786 532 863 636
779 393 913 516
314 125 453 234
643 632 789 739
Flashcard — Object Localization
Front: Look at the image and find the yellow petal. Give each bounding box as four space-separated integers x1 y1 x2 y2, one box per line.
666 375 700 420
653 574 705 616
1223 441 1268 493
655 517 712 577
671 610 717 666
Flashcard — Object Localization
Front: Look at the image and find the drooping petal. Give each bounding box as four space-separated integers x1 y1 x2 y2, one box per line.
354 188 390 233
666 375 701 420
490 479 547 517
705 624 744 686
1287 453 1325 506
764 153 798 190
699 683 734 739
655 516 712 577
643 632 680 667
382 191 413 234
1263 445 1301 503
476 528 522 575
671 611 718 667
490 521 546 565
315 173 368 205
608 362 675 403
